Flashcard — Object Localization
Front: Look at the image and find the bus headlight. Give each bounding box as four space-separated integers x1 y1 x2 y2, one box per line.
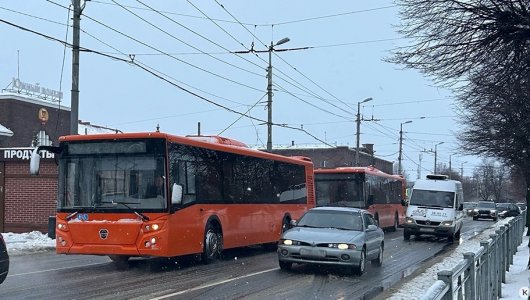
152 224 159 231
57 223 68 231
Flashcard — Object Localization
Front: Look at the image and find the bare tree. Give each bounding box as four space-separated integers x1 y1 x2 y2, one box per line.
390 0 530 232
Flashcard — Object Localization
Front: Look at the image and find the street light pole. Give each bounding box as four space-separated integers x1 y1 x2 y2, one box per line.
398 120 412 174
434 141 444 173
355 97 373 166
266 37 290 152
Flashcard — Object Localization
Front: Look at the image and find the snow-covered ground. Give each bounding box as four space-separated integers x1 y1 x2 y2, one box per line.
1 224 529 298
387 218 529 299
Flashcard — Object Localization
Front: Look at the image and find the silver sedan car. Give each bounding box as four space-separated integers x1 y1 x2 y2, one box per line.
277 207 384 275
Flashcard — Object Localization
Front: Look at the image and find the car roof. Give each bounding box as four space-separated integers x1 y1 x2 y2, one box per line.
308 206 366 214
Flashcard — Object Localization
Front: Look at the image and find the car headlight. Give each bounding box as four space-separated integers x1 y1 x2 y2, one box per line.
490 210 496 213
281 239 301 246
405 217 415 223
441 221 453 226
328 243 356 250
473 208 479 212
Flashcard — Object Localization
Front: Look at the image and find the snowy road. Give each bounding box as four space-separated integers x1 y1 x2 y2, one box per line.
0 218 493 300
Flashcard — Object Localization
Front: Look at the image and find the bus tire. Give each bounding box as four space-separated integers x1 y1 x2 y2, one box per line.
202 223 222 264
389 213 399 232
281 215 292 233
109 255 130 269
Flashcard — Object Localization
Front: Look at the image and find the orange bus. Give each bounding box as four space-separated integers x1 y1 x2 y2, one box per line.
314 167 406 231
30 132 315 265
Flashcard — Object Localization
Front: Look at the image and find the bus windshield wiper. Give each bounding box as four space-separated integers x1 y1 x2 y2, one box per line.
99 201 149 221
65 207 85 221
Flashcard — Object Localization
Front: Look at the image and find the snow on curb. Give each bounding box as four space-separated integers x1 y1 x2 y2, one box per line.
2 231 56 256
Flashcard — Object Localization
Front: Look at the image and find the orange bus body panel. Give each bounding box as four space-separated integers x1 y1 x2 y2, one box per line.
55 132 315 258
314 166 406 229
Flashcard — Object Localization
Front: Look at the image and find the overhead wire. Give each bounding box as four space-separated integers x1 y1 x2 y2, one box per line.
46 0 264 93
0 16 333 146
209 0 356 117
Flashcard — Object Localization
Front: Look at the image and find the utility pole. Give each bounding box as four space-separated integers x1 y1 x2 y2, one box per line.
418 153 422 179
461 161 468 178
266 37 290 152
434 141 444 173
398 120 412 174
70 0 83 135
355 97 373 166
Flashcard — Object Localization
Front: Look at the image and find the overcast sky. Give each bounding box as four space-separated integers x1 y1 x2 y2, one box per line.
0 0 480 180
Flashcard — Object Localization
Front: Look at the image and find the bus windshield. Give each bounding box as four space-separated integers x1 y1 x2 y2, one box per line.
58 139 167 211
315 173 364 208
409 189 455 208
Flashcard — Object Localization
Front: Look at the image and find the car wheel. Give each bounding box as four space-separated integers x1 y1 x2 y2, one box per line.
353 248 366 275
279 260 292 270
202 223 222 264
473 217 477 220
109 255 130 269
371 244 383 267
493 217 498 222
404 231 411 241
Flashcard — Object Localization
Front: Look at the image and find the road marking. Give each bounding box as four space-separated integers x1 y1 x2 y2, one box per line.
151 267 278 299
8 262 109 277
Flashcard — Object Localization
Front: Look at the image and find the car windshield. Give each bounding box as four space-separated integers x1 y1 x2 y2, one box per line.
409 190 455 208
296 210 363 231
477 201 496 209
463 202 476 209
496 203 510 210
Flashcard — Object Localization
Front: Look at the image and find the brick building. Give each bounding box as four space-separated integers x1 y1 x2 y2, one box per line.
0 91 118 233
271 143 394 175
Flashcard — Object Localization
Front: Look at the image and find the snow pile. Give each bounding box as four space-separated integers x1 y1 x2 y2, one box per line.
500 234 530 299
1 231 55 256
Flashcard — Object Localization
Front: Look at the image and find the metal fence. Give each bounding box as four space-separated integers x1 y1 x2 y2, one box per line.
421 212 527 300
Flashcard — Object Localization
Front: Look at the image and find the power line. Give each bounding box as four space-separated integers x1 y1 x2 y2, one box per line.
212 0 355 117
0 17 333 146
46 0 265 93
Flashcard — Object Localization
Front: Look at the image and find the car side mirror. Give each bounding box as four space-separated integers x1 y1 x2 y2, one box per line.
458 204 463 211
367 224 378 231
290 219 297 227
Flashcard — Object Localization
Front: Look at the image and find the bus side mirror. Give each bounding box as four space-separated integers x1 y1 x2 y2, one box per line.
171 183 183 205
30 148 41 175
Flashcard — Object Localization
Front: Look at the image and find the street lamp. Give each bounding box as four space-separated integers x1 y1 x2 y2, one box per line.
355 97 373 166
398 120 413 174
266 37 290 152
434 141 444 173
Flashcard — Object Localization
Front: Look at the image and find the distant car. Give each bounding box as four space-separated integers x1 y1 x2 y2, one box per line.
472 201 498 221
277 207 384 275
463 202 477 217
496 203 521 218
0 234 8 284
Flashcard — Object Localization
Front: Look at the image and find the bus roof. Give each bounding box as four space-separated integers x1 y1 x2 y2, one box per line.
314 166 404 181
58 132 313 167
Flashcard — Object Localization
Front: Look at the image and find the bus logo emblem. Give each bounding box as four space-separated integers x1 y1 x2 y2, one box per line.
99 229 109 239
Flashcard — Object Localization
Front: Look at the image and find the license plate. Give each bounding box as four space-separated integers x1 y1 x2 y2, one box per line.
421 228 435 232
300 248 325 258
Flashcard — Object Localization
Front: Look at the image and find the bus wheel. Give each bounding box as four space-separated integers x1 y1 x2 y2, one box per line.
202 223 222 264
390 213 399 232
281 216 291 233
109 255 130 269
